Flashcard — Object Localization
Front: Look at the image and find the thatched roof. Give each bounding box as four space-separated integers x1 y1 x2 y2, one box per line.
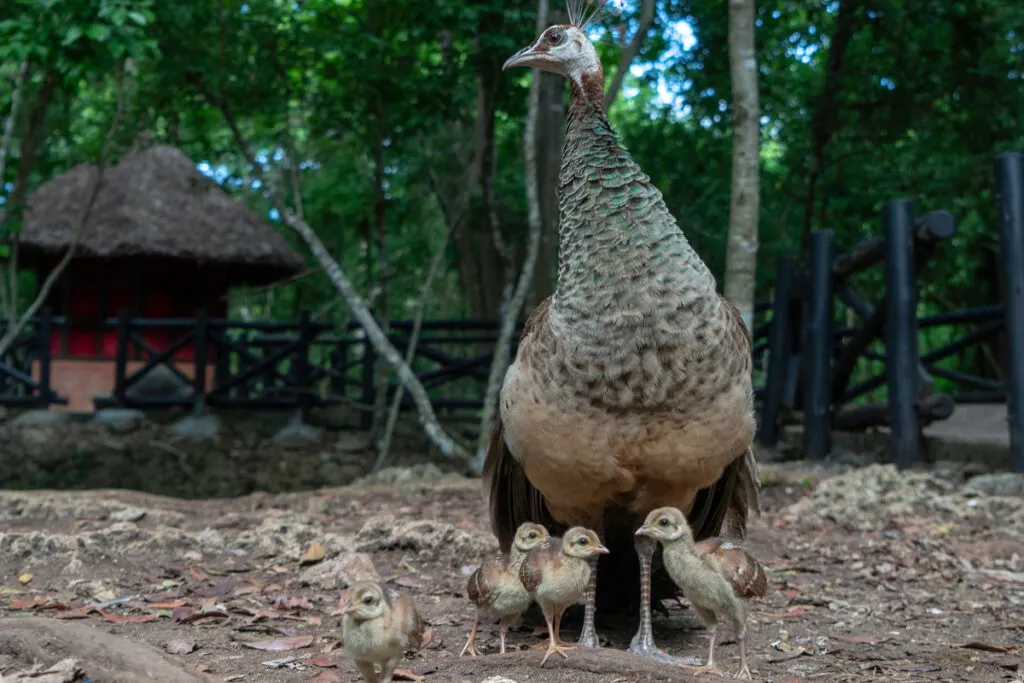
20 143 305 283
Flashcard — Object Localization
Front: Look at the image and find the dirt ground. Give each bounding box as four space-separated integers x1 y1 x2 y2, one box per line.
1 463 1022 683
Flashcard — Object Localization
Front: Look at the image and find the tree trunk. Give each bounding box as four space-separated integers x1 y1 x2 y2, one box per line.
474 0 548 471
723 0 761 333
527 9 567 309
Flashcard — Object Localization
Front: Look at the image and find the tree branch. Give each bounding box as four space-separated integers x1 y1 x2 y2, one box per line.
190 76 470 463
373 218 456 471
0 59 135 358
473 0 548 472
603 0 655 110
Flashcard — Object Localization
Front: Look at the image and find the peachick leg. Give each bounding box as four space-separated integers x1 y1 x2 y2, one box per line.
459 613 481 657
681 626 722 677
629 535 702 665
540 608 575 666
576 556 601 648
355 661 378 683
378 657 398 683
736 633 752 679
498 618 509 655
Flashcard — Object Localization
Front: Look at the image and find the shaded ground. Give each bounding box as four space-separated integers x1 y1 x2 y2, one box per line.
1 463 1022 682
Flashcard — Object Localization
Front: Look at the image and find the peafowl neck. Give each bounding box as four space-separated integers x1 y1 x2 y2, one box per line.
551 78 719 348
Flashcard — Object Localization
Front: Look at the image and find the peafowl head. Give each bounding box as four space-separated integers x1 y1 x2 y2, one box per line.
502 1 609 104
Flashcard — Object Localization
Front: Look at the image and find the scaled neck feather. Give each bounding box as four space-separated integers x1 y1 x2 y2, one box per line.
551 65 718 350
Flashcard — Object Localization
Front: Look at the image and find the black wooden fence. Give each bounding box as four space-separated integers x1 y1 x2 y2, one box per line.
757 152 1024 473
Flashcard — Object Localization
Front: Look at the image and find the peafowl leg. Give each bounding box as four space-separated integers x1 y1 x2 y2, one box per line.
629 535 702 665
576 555 601 648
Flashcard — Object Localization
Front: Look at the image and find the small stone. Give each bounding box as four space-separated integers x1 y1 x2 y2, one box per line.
93 408 147 433
273 411 322 447
110 506 147 523
170 412 220 438
11 409 69 428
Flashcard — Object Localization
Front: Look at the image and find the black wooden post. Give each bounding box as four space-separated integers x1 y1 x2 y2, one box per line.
758 256 795 447
113 308 131 404
883 199 921 469
193 308 209 399
331 339 349 399
803 230 835 460
37 306 53 406
360 333 376 430
295 311 312 419
996 152 1024 474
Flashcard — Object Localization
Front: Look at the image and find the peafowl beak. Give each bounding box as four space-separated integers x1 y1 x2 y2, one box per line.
635 524 651 536
502 42 551 71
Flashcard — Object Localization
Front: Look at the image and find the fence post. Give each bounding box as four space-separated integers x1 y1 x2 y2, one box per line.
758 256 794 447
360 332 376 430
996 152 1024 474
113 308 131 405
803 230 835 460
883 199 921 469
193 308 209 399
37 306 53 407
295 311 312 419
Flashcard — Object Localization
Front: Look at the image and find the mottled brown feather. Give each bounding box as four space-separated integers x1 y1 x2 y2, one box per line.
465 555 510 607
696 538 768 600
518 536 562 594
385 588 425 652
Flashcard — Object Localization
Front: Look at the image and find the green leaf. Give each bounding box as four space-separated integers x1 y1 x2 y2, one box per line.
85 23 112 42
62 25 83 46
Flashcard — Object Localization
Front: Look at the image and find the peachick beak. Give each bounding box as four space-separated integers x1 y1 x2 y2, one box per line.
635 524 650 536
339 602 355 615
502 46 535 71
596 543 611 554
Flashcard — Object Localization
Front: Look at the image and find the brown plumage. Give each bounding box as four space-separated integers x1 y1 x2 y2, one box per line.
489 17 760 664
341 582 425 683
636 507 767 679
461 522 550 656
518 527 609 666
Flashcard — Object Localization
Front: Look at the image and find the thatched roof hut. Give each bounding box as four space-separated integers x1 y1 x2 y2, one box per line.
19 143 304 284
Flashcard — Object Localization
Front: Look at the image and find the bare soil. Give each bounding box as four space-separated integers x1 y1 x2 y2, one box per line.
1 463 1022 683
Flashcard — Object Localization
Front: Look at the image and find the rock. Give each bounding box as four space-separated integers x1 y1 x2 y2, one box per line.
481 677 520 683
355 515 496 559
109 506 147 523
93 408 147 433
71 580 119 604
11 409 69 428
965 472 1024 497
273 410 322 447
170 411 220 438
299 551 379 589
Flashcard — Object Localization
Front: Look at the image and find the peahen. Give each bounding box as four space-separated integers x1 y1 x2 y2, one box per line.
483 0 761 665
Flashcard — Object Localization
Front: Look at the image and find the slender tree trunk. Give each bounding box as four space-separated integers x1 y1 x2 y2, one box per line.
724 0 761 332
528 59 565 309
370 115 391 443
603 0 656 109
800 0 859 247
473 0 547 471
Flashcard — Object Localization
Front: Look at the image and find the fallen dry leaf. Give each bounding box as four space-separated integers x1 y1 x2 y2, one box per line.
100 610 157 624
300 541 327 566
171 606 194 622
18 573 33 585
393 669 425 682
310 656 337 668
166 638 198 655
148 600 188 609
954 641 1017 654
240 635 315 652
310 672 344 683
759 606 810 619
10 598 45 610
